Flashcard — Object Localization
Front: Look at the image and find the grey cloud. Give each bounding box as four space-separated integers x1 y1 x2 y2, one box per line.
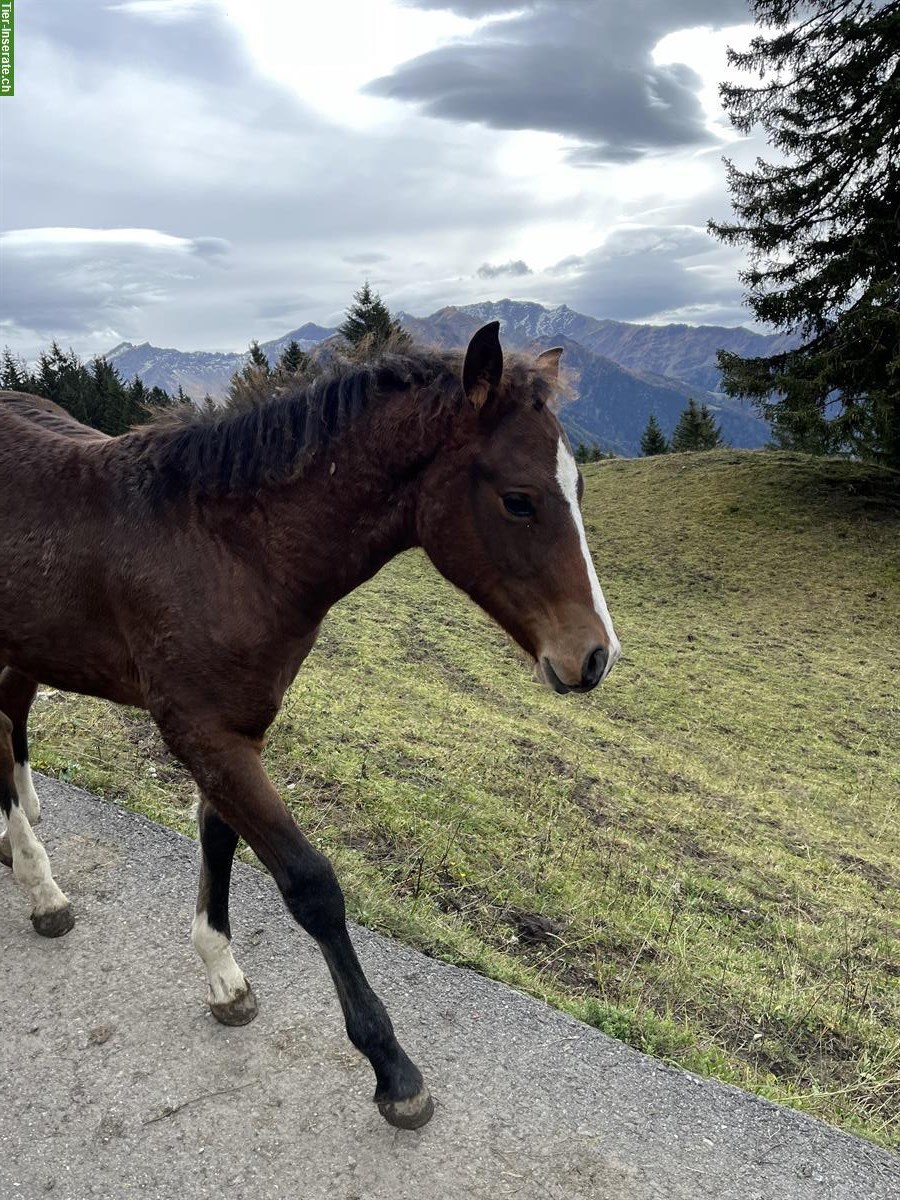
25 0 248 92
548 255 586 276
191 237 231 258
343 253 390 265
371 1 749 162
476 259 532 279
0 235 230 349
399 0 532 12
2 0 759 357
550 225 741 322
3 1 560 355
255 295 317 321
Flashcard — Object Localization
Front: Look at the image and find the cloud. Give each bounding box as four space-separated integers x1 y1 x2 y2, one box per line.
0 0 762 356
342 252 390 265
0 226 231 352
550 224 744 323
547 254 586 276
399 0 530 12
476 259 532 279
1 228 229 256
371 1 749 163
108 1 218 19
3 1 564 355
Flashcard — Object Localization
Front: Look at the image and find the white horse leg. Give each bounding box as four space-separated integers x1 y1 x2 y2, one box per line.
0 767 41 867
1 712 73 936
5 802 74 936
14 761 41 824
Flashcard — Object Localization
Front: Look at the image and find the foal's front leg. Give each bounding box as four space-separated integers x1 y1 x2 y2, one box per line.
167 729 434 1130
192 797 258 1025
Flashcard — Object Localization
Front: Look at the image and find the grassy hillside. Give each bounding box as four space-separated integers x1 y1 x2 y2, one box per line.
26 451 900 1148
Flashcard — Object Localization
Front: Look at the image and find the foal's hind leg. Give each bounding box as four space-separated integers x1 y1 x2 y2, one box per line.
191 797 258 1025
0 669 40 868
0 711 74 937
162 725 433 1130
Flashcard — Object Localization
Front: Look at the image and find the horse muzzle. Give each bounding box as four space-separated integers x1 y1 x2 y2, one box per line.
538 641 619 694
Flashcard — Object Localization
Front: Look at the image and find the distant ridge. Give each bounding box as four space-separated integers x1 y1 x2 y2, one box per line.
105 324 337 399
103 299 776 455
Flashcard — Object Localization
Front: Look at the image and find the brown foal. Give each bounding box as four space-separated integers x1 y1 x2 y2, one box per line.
0 323 620 1128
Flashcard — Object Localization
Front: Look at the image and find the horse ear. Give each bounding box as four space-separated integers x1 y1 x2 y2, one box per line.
462 321 503 410
536 347 563 379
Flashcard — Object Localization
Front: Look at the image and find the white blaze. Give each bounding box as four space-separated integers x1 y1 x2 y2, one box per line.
555 439 621 679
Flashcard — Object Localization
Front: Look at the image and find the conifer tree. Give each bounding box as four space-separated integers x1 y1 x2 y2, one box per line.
227 341 275 410
277 339 309 377
710 0 900 466
640 413 670 456
2 342 173 433
274 339 318 388
146 385 174 409
91 357 130 435
338 282 409 353
672 400 724 452
696 403 724 450
247 340 271 373
37 344 95 427
1 348 31 392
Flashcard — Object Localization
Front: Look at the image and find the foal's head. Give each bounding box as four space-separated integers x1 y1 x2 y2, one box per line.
417 322 621 693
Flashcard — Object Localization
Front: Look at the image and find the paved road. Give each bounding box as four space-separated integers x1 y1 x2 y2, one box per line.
1 778 897 1200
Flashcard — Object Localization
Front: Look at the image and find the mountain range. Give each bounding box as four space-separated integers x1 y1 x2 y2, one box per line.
105 300 787 455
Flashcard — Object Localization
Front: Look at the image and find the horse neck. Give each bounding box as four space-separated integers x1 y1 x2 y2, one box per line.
255 382 456 615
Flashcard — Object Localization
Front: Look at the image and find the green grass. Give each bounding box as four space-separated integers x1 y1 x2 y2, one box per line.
27 450 900 1148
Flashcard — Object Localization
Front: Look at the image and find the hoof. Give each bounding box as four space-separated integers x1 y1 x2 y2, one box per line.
31 904 76 938
377 1086 435 1130
209 980 258 1026
0 832 11 868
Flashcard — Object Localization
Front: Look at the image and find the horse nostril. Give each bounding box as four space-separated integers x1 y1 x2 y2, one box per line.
582 646 607 689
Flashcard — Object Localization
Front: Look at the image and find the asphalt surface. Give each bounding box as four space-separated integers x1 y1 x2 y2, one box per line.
1 777 897 1200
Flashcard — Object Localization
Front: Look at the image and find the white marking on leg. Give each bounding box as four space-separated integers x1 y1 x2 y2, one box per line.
7 804 69 916
14 763 41 825
191 912 249 1006
555 438 621 678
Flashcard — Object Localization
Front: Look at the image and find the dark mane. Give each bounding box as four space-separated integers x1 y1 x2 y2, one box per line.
121 344 557 503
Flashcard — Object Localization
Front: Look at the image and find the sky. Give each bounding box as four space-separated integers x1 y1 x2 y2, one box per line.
0 0 769 358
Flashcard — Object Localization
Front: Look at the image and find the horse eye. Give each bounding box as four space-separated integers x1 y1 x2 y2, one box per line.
502 493 535 519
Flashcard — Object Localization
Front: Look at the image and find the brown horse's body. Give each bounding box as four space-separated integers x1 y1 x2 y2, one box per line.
0 326 620 1129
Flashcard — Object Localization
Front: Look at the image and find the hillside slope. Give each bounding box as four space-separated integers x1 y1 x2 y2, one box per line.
532 335 768 454
580 319 797 393
29 452 900 1147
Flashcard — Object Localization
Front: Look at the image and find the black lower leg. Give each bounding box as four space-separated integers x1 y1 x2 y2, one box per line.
275 839 433 1128
197 799 239 936
0 671 39 833
0 714 13 822
158 729 433 1128
0 669 38 768
0 712 13 867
